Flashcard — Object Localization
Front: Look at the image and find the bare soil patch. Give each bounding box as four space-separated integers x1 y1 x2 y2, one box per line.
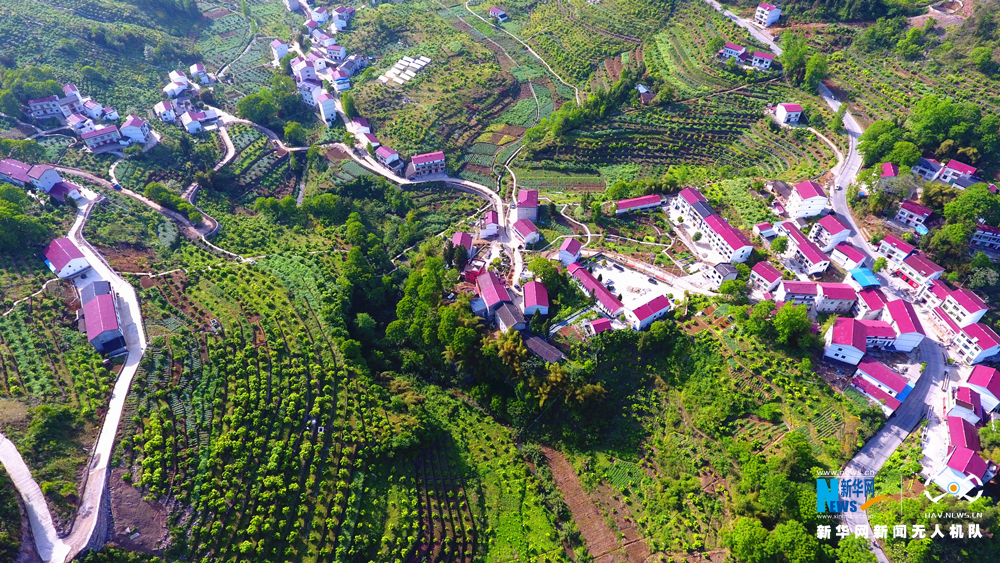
324 146 350 161
542 447 622 560
203 8 232 19
108 468 168 554
100 245 158 273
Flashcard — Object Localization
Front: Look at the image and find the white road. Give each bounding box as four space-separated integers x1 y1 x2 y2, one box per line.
0 192 148 562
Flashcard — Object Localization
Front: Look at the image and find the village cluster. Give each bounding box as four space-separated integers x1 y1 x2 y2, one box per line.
27 83 154 153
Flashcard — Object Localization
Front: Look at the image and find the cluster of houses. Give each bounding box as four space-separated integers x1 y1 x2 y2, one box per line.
161 65 210 98
42 238 126 355
670 188 753 263
28 83 119 126
347 116 445 179
718 42 775 71
932 365 1000 497
0 160 81 201
376 56 433 87
911 157 984 189
26 83 152 152
288 1 355 33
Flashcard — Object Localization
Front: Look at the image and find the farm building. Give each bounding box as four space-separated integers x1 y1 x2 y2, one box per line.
522 281 549 317
626 294 672 331
84 293 126 354
755 2 781 27
615 194 661 215
775 103 802 124
44 238 90 278
524 334 565 363
558 238 582 266
516 189 539 221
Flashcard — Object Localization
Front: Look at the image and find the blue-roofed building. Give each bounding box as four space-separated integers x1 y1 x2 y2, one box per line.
850 267 880 289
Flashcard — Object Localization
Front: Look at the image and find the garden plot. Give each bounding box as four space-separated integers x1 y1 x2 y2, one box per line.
586 257 681 311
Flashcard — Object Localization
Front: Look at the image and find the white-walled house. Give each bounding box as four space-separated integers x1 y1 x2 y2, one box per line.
947 387 984 425
153 101 175 122
877 235 915 264
884 299 925 352
180 111 203 133
776 103 802 124
44 238 90 278
26 164 62 192
783 224 830 275
672 188 716 231
808 214 850 252
776 281 818 307
755 2 781 27
854 287 888 320
954 323 1000 364
787 181 827 218
119 115 150 144
480 210 499 239
707 263 739 289
939 289 988 328
895 200 933 228
940 160 977 184
853 357 913 416
750 261 782 292
516 189 539 221
824 317 866 365
81 125 122 150
971 225 1000 250
703 215 753 263
831 243 870 270
271 39 289 65
190 63 210 84
316 92 338 125
162 81 188 98
626 294 672 331
559 238 582 266
898 253 944 288
523 281 549 317
721 42 747 59
815 283 857 314
751 52 774 70
512 219 541 245
169 70 190 86
968 365 1000 413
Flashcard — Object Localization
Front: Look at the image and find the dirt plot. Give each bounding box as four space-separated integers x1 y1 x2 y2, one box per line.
108 468 168 554
98 245 158 273
542 447 622 561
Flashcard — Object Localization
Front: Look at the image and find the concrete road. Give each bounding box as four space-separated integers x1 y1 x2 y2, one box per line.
840 340 945 563
703 0 783 55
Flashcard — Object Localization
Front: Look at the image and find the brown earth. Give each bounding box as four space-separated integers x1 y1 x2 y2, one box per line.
203 8 232 19
99 245 158 273
108 468 168 554
542 447 624 561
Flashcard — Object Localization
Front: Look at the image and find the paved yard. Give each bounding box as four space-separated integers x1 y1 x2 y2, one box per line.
588 258 681 311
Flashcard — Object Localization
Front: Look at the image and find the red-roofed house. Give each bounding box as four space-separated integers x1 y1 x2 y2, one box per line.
755 2 781 26
754 222 775 238
940 289 988 328
856 357 912 400
702 215 752 263
851 375 902 415
921 278 952 308
859 319 896 349
568 263 624 316
775 280 818 306
884 299 925 352
880 162 899 180
408 151 446 178
28 95 61 119
512 219 540 245
591 318 613 335
615 194 662 215
480 210 499 239
787 181 827 218
815 283 857 314
522 281 549 317
940 160 977 184
119 115 151 144
81 125 122 150
84 293 126 354
375 146 403 174
0 158 32 186
808 214 850 252
452 231 473 255
750 261 782 292
934 447 996 498
948 388 984 425
516 189 539 221
558 238 583 266
43 238 90 278
825 317 866 365
48 181 81 202
955 323 1000 364
854 288 888 320
877 235 915 264
26 164 62 192
968 365 1000 412
898 253 944 288
671 188 716 230
720 42 746 59
626 294 672 331
971 224 1000 250
895 200 933 227
751 52 774 70
776 103 803 124
831 242 870 270
153 100 175 122
781 224 830 275
475 271 512 317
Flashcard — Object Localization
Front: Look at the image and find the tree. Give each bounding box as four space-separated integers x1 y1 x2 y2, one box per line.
944 184 1000 226
884 141 921 166
771 236 788 253
779 33 810 85
803 53 828 89
872 257 887 273
442 240 455 267
693 231 702 241
341 92 358 119
453 245 468 271
970 267 1000 288
284 122 307 146
0 89 21 119
774 304 810 348
726 517 772 563
765 520 819 563
718 279 749 304
759 473 796 520
923 223 971 267
236 92 277 126
921 182 960 211
279 52 296 75
343 131 357 148
858 120 905 167
835 534 877 563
